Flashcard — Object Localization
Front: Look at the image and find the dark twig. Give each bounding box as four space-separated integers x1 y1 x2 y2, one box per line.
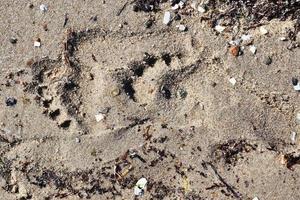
116 2 129 16
205 162 242 199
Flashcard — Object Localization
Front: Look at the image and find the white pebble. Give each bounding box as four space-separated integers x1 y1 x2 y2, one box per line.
34 41 41 47
163 11 171 25
279 37 287 41
291 132 297 144
172 4 179 10
215 25 225 33
252 197 259 200
241 34 252 41
95 113 105 122
294 83 300 91
39 4 48 12
197 6 206 13
176 24 187 32
259 27 268 35
229 77 237 86
249 45 257 54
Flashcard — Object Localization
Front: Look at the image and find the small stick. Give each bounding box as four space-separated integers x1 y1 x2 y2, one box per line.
205 162 242 199
116 2 128 16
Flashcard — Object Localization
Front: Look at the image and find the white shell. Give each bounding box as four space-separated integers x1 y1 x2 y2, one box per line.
134 178 147 196
163 11 171 25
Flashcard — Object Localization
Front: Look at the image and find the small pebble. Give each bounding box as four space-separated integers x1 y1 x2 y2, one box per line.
229 77 237 86
75 137 81 143
229 46 240 57
259 27 268 35
9 38 17 44
95 113 105 122
134 178 148 196
144 19 153 28
249 45 257 54
177 24 187 32
215 25 225 33
279 37 287 41
163 11 171 25
39 4 48 12
290 132 297 144
264 56 272 65
252 197 259 200
34 38 41 47
292 77 298 86
197 6 206 13
5 97 17 107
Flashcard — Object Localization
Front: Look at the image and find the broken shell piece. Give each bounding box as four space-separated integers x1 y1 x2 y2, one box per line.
229 77 237 86
95 113 105 122
163 11 171 25
176 24 187 32
39 4 48 12
249 45 257 54
259 27 268 35
290 132 297 144
134 178 147 196
252 197 259 200
34 38 41 47
215 25 225 33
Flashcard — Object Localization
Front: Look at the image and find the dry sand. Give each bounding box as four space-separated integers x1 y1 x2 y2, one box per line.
1 0 300 199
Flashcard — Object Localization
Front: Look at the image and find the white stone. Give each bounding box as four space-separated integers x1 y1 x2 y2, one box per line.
39 4 48 12
291 132 297 144
95 113 105 122
34 41 41 47
252 197 259 200
163 11 171 25
177 24 187 32
215 25 225 33
197 6 206 13
179 1 185 8
134 178 147 196
229 77 237 86
249 45 257 54
294 83 300 91
279 37 287 41
191 1 198 9
172 4 179 10
259 27 268 35
241 34 252 41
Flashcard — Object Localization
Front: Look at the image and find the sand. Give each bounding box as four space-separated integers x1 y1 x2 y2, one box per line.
1 0 300 199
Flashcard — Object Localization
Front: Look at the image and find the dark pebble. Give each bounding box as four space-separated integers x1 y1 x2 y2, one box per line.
144 19 153 28
5 97 17 107
292 77 298 86
9 38 17 44
264 56 272 65
174 14 181 21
